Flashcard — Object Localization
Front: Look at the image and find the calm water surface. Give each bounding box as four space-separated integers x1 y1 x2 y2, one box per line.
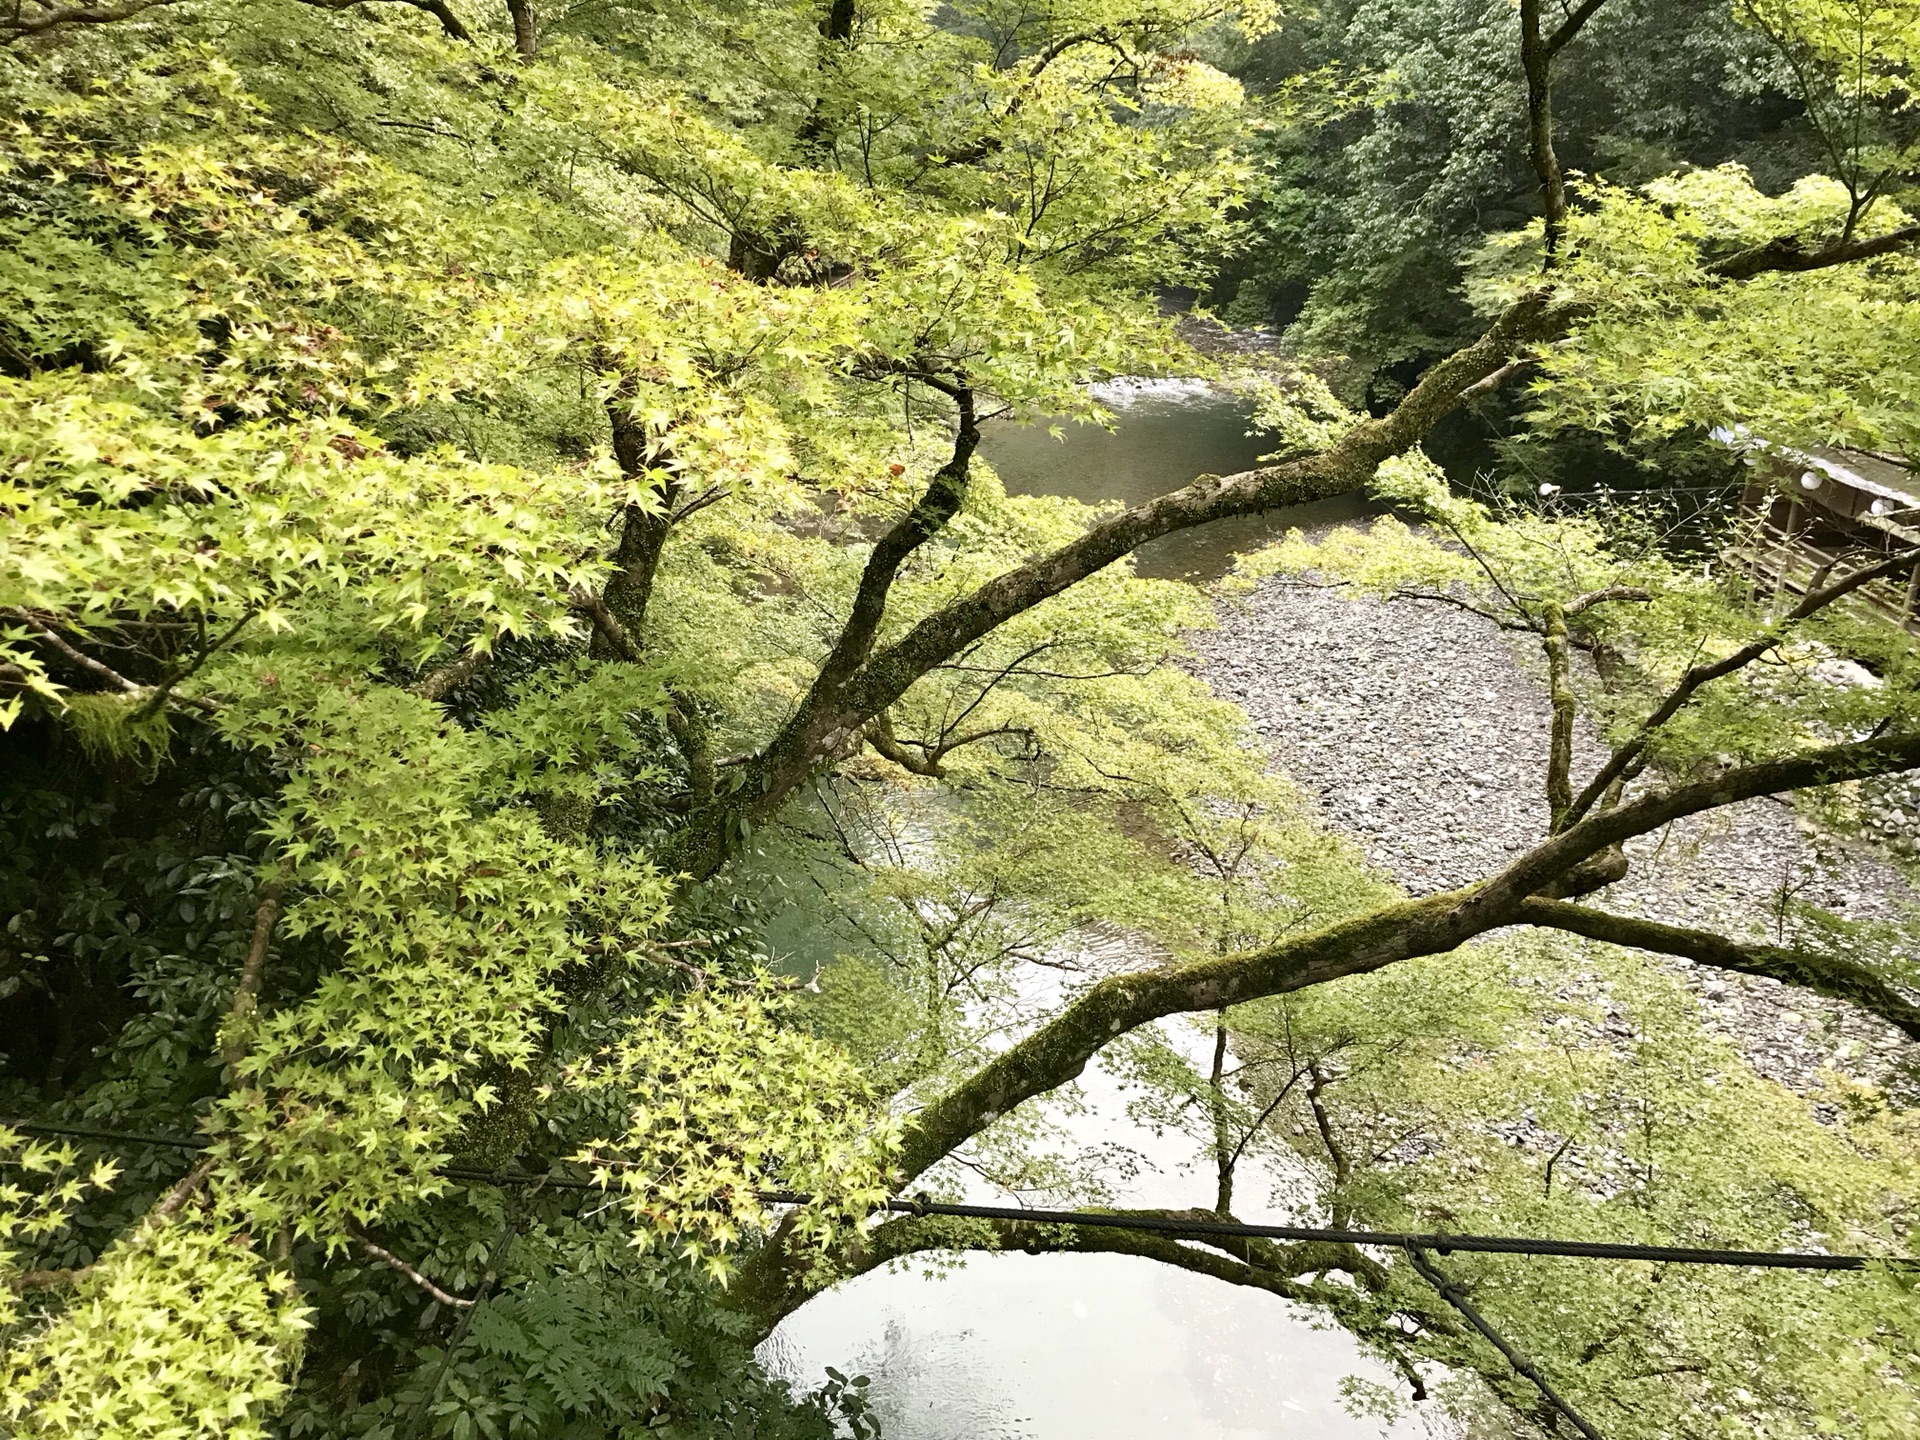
762 1026 1437 1439
761 385 1432 1440
981 380 1377 581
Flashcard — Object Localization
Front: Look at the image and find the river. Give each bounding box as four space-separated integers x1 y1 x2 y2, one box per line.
760 383 1435 1440
983 380 1376 581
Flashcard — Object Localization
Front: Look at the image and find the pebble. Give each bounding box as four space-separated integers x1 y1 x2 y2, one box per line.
1192 566 1920 1105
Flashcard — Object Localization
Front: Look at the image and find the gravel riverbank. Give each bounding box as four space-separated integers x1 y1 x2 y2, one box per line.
1193 561 1920 1102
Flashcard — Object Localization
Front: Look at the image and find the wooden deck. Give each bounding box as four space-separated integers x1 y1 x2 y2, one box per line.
1726 443 1920 634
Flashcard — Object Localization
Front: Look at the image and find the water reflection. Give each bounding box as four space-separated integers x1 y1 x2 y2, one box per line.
761 383 1436 1439
764 1003 1437 1440
980 381 1378 581
764 1253 1418 1440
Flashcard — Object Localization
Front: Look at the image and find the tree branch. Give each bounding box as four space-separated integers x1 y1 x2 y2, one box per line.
1546 0 1610 54
151 1156 218 1222
1563 585 1651 617
351 1229 476 1308
415 648 493 703
1305 1064 1352 1226
1542 601 1578 826
6 609 220 715
570 587 712 799
292 0 473 42
1710 224 1920 281
1517 0 1608 263
1472 729 1920 921
1515 898 1920 1041
1209 1015 1234 1214
1560 547 1920 831
892 886 1490 1185
831 295 1560 726
664 294 1575 880
570 588 643 664
133 609 252 723
8 609 145 696
1457 356 1538 403
2 0 180 42
894 728 1920 1187
222 884 287 1071
731 1205 1367 1334
1390 589 1539 633
865 712 1032 777
790 379 979 718
1527 590 1648 801
594 359 684 648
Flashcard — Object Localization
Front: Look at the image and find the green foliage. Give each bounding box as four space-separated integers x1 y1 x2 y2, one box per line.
1737 0 1920 219
575 989 897 1276
4 1213 310 1439
1503 165 1920 456
439 1275 844 1440
0 1130 118 1334
1235 934 1920 1438
4 0 1920 1436
0 0 1276 1425
1217 0 1794 393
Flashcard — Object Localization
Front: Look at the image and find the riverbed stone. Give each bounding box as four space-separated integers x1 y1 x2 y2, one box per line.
1192 560 1920 1106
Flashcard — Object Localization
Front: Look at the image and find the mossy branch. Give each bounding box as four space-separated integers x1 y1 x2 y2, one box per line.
1516 898 1920 1040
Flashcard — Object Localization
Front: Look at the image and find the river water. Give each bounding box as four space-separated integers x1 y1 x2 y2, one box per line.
761 384 1434 1440
984 380 1376 580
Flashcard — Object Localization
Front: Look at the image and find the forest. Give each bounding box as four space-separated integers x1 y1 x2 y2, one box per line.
2 0 1919 1436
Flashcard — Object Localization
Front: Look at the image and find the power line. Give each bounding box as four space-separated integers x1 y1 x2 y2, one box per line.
9 1118 1916 1273
829 1196 1916 1272
1408 1245 1605 1440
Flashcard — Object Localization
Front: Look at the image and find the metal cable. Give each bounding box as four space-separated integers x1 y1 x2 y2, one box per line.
10 1118 1914 1273
851 1195 1915 1271
1407 1245 1607 1440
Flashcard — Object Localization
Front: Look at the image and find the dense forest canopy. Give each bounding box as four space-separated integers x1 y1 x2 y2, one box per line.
3 0 1920 1436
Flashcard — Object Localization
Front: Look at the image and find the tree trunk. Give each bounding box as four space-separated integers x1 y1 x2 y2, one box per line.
598 504 674 652
505 0 537 57
1520 0 1567 262
727 230 788 281
596 376 678 648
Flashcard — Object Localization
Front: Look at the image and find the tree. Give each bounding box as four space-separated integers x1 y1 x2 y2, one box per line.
2 0 1919 1436
1217 0 1820 401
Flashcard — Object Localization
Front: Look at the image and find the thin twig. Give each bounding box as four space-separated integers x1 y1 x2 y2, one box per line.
1391 589 1540 633
668 484 732 525
134 608 253 721
351 1229 475 1308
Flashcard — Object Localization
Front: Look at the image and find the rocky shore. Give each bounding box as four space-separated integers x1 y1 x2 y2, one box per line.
1192 562 1920 1103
